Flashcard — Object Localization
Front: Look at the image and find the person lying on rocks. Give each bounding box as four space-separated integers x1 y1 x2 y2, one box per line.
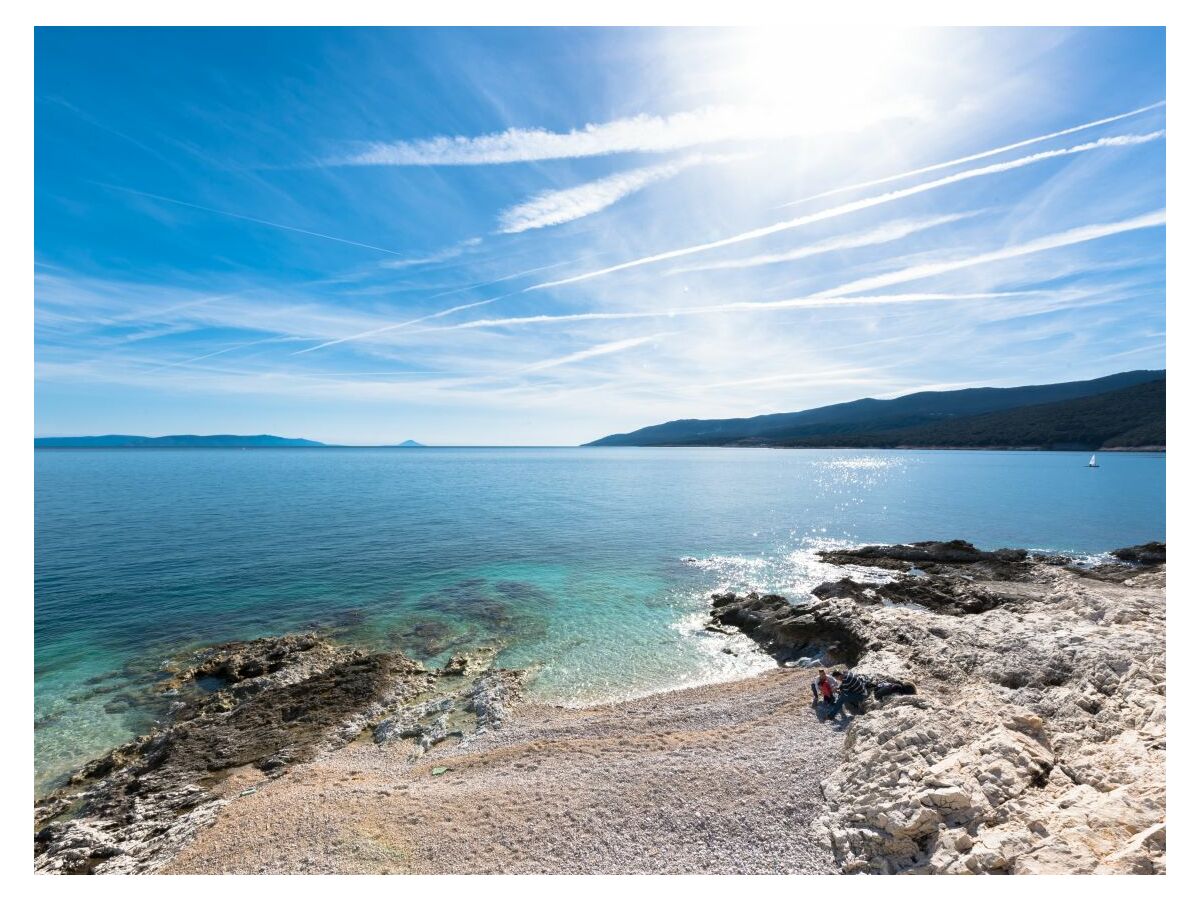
826 669 869 721
810 669 838 705
872 678 916 700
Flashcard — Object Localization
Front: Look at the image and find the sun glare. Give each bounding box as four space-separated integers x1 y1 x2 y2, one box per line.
669 27 935 136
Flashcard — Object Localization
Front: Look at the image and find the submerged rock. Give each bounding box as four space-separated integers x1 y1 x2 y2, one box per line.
439 647 497 677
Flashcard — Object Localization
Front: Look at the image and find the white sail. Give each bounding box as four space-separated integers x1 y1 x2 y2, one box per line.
1088 454 1097 467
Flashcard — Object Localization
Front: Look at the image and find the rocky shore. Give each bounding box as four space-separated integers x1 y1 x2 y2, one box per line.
710 539 1166 873
34 539 1165 875
34 636 523 873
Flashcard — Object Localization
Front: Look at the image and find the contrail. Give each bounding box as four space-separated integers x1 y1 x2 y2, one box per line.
144 335 307 372
515 333 670 373
292 256 602 356
778 100 1165 207
290 294 519 355
667 211 977 275
420 255 595 302
525 131 1164 292
412 292 1027 333
821 209 1166 297
98 183 415 257
419 208 1165 334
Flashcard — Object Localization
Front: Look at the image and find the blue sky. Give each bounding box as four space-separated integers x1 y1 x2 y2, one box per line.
34 26 1166 445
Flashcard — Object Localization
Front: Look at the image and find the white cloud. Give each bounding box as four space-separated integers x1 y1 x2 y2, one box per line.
378 237 483 269
336 101 925 167
528 131 1165 291
822 209 1166 296
498 155 721 234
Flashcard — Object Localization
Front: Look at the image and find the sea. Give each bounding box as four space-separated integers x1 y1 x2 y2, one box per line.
34 446 1165 790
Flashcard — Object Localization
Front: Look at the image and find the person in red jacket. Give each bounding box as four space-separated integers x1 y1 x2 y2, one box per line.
810 669 838 705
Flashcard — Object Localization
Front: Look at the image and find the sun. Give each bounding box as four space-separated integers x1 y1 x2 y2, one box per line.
662 26 935 136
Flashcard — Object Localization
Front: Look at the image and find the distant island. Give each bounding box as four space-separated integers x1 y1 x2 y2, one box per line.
34 434 429 449
586 370 1165 451
34 434 326 449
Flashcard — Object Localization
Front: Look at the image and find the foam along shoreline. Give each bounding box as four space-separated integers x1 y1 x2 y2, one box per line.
34 540 1165 874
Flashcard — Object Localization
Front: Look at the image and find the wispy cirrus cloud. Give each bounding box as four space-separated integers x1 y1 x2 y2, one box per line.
378 237 483 269
293 129 1164 358
498 155 727 234
667 211 976 274
333 101 925 167
529 130 1165 291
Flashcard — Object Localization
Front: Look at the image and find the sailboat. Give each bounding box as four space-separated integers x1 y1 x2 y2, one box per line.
1087 454 1099 468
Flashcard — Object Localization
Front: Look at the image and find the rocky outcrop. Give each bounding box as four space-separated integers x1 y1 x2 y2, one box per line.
818 540 1028 570
465 667 526 729
713 541 1166 874
1112 541 1166 566
710 591 869 665
34 634 523 874
810 572 1031 616
171 633 332 689
373 696 460 752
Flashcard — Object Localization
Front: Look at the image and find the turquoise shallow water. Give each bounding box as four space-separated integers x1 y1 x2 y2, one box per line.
34 447 1165 788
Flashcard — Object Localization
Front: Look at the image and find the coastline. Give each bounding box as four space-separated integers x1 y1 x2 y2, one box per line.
34 445 1167 452
584 444 1167 452
35 541 1166 875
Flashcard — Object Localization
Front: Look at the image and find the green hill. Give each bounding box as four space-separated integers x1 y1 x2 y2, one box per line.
586 370 1165 450
771 380 1164 450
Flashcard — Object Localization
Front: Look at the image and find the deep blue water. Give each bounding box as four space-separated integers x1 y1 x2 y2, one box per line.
34 447 1164 787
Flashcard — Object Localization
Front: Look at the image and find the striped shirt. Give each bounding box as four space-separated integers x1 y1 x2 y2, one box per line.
839 672 869 697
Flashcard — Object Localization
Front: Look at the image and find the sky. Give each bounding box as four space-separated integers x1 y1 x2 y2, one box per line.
34 26 1166 445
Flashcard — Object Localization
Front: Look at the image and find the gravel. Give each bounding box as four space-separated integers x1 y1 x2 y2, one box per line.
165 667 844 874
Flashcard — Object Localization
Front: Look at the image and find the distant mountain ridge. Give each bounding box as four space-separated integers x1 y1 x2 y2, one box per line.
35 434 326 448
585 370 1166 450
